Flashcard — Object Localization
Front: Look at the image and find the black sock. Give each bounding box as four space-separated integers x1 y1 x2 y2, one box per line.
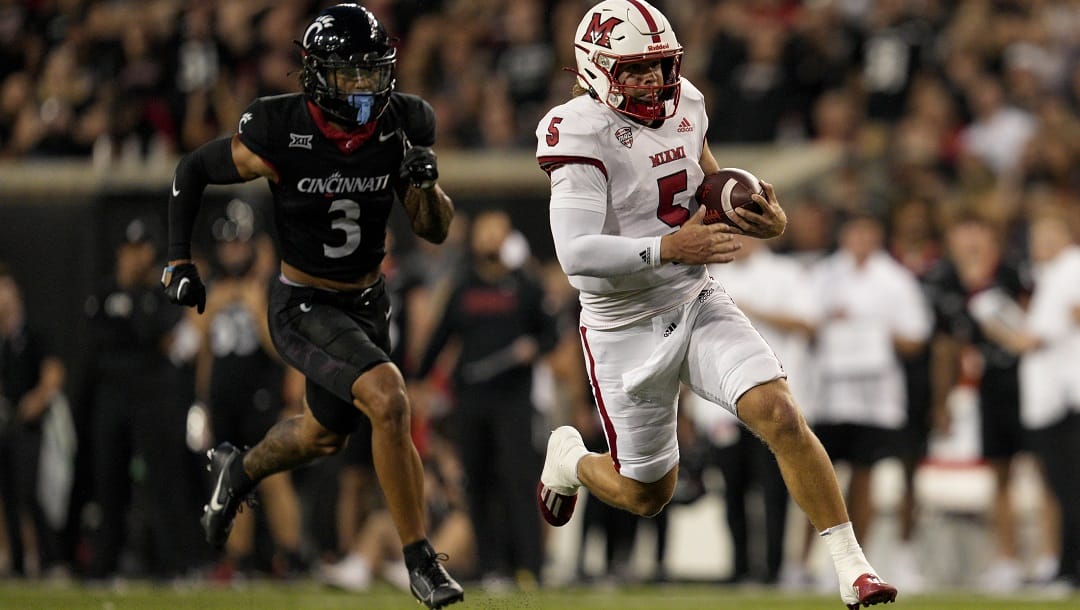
228 450 256 495
403 538 434 572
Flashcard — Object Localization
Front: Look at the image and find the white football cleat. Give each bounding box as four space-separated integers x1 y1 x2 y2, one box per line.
537 426 587 526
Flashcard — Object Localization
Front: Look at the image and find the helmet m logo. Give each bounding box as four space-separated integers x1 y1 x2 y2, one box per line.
581 14 622 48
303 15 335 47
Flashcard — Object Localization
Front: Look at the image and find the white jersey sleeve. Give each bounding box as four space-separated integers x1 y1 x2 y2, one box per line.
550 164 663 276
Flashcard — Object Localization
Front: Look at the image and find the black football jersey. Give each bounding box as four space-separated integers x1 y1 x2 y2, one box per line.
237 92 435 282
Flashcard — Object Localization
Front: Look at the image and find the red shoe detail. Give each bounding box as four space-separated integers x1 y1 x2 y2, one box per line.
846 573 898 609
536 482 577 527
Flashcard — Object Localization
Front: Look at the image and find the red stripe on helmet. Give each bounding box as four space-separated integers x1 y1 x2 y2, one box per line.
625 0 662 43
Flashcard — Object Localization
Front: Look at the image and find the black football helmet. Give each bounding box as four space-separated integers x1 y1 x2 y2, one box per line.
299 4 396 127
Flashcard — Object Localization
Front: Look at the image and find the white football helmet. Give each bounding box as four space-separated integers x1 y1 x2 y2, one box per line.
573 0 683 121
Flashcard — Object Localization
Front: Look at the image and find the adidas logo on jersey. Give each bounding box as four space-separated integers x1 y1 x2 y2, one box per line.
677 117 693 133
663 322 678 337
638 248 651 265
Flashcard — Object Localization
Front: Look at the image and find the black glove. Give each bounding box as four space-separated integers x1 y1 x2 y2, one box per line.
400 146 438 189
161 262 206 313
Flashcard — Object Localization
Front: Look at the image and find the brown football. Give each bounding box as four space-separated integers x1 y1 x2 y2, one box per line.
695 168 764 225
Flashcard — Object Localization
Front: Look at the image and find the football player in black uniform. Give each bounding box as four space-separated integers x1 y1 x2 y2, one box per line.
160 5 463 608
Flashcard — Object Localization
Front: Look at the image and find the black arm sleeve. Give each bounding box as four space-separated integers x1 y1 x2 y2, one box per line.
167 137 245 260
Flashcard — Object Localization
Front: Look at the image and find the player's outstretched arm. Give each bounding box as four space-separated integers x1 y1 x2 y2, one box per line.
163 135 269 313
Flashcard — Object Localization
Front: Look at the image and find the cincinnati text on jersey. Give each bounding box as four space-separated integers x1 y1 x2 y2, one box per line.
297 171 392 194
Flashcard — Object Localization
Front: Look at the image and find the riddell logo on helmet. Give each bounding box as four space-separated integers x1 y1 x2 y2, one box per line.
581 14 623 48
647 43 669 51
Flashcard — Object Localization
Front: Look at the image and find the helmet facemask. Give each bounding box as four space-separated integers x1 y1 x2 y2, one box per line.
302 49 396 127
604 51 682 122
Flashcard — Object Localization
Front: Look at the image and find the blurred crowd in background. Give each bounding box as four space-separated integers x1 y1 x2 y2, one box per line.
1 0 1079 599
1 0 1078 165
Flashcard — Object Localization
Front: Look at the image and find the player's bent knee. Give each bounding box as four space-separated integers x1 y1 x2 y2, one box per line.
351 363 410 431
622 470 676 517
630 494 671 518
740 381 806 443
366 392 410 432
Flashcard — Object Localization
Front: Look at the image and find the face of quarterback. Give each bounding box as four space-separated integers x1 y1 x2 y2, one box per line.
617 58 664 103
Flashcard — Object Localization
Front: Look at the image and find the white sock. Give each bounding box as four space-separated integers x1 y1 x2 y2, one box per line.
820 522 874 583
564 444 590 488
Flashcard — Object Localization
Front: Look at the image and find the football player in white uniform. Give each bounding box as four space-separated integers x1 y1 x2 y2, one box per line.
535 2 896 607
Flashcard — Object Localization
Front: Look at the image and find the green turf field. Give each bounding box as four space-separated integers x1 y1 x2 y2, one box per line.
1 581 1078 610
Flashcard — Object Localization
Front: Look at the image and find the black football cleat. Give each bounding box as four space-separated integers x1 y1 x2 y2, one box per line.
409 551 464 609
200 442 253 549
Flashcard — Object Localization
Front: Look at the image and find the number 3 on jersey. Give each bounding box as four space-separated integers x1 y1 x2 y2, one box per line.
324 198 361 258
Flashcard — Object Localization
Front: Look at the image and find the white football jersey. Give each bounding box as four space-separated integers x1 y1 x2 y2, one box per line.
537 78 711 328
